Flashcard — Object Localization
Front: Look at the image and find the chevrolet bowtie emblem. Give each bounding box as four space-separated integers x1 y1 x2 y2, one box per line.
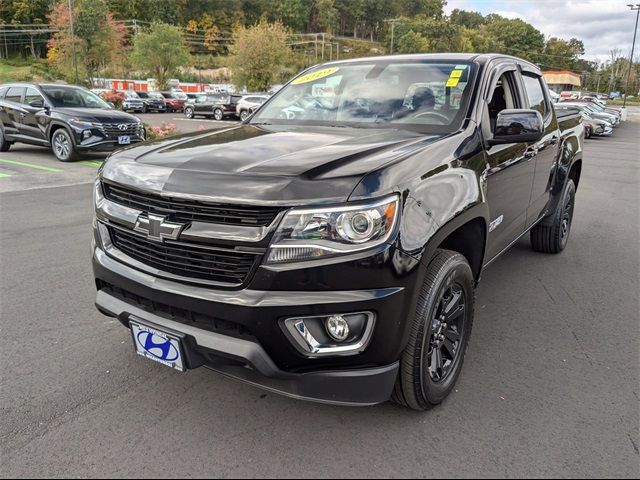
134 214 184 242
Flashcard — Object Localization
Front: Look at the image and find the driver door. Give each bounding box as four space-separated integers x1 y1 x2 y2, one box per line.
482 67 537 261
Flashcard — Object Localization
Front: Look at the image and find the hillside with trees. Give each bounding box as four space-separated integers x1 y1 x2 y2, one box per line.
0 0 637 95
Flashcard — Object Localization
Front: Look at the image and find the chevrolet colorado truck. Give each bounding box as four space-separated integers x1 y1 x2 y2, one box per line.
92 54 583 410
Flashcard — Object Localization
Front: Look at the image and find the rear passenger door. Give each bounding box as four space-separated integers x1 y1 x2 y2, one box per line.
1 86 25 136
481 66 537 261
520 70 560 226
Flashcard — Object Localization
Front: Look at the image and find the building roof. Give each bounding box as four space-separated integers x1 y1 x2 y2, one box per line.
543 70 581 87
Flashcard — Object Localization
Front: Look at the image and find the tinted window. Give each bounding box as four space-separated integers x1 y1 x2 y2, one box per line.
24 87 44 105
0 86 8 98
522 74 547 116
41 86 110 108
6 87 24 103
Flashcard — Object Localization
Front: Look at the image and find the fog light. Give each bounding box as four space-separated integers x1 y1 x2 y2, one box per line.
82 130 92 140
325 315 350 342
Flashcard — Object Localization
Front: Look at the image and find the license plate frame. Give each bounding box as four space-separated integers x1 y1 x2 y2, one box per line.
118 135 131 145
130 319 186 372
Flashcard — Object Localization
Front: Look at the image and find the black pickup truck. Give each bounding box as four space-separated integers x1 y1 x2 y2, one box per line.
92 54 583 410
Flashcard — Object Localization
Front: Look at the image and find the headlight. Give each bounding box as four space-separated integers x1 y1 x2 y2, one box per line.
69 118 101 129
267 195 399 264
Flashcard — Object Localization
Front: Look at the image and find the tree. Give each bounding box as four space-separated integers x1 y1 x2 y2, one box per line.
228 19 289 91
130 22 191 89
308 0 337 33
395 30 429 54
47 0 124 83
543 37 585 71
485 15 545 63
449 9 485 29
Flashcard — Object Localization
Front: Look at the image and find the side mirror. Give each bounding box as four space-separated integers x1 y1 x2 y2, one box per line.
29 99 44 108
490 109 544 144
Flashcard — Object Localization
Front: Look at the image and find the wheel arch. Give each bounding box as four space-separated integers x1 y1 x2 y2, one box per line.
418 205 489 283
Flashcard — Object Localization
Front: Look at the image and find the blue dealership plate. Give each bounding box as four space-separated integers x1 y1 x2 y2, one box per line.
118 135 130 145
130 320 185 372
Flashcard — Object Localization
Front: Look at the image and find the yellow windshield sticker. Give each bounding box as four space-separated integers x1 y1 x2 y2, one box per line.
450 69 463 79
292 67 339 85
446 77 460 88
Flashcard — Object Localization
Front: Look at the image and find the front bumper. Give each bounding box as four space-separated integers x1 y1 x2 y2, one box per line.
92 232 422 405
95 286 398 406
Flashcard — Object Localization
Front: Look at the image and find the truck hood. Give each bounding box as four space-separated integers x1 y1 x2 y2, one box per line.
101 124 442 205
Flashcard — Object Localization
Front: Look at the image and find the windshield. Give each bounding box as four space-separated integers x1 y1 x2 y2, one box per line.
123 91 139 99
252 60 477 133
42 86 111 109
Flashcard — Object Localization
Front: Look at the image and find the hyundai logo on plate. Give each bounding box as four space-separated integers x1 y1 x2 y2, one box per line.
136 331 179 362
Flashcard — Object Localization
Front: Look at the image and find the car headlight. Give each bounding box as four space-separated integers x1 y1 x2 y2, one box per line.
267 195 399 264
69 118 101 129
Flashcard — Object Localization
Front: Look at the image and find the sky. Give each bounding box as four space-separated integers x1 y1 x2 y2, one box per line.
443 0 640 64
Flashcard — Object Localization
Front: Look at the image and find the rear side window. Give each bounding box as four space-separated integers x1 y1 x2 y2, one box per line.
522 74 547 117
5 86 24 103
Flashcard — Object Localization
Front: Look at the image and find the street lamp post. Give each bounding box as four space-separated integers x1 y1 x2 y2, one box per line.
623 4 640 108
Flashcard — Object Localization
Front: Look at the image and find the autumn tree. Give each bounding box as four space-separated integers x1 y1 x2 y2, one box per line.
47 0 124 83
130 22 191 89
228 20 289 91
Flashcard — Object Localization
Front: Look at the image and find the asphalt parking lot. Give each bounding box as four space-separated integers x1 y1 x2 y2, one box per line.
0 111 638 477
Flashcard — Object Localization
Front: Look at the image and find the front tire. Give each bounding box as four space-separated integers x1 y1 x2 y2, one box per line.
185 107 194 119
51 128 79 162
240 110 249 121
0 127 11 152
530 179 576 254
391 249 474 411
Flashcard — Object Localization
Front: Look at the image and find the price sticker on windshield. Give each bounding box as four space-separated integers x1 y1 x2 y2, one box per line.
446 69 464 88
292 67 340 85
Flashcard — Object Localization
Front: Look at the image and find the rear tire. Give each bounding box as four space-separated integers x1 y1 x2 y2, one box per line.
530 179 576 254
213 108 224 121
391 249 475 411
240 110 249 121
51 128 79 162
185 107 194 119
0 127 11 152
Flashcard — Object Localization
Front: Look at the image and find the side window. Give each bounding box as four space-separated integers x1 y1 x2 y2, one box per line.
522 74 547 117
486 72 519 133
24 87 44 106
5 86 24 103
0 86 8 98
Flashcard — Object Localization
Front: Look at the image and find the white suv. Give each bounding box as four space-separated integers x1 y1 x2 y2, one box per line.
236 95 270 121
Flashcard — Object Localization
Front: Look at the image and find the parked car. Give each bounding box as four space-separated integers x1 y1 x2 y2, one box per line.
0 83 144 161
118 90 144 113
555 105 612 138
560 102 619 126
157 91 185 113
92 54 583 410
136 91 166 113
565 98 622 118
183 93 243 120
236 94 270 121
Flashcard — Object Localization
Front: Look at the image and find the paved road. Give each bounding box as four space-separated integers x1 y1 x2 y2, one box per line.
1 117 638 478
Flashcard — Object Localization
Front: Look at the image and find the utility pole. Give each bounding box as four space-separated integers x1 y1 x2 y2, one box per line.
385 19 401 55
623 4 640 108
68 0 79 85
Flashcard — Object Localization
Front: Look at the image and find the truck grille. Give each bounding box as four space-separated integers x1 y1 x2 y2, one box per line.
103 182 281 226
109 227 257 285
99 123 142 139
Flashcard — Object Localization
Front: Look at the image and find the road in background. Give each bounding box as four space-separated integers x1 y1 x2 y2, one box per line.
0 112 638 477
